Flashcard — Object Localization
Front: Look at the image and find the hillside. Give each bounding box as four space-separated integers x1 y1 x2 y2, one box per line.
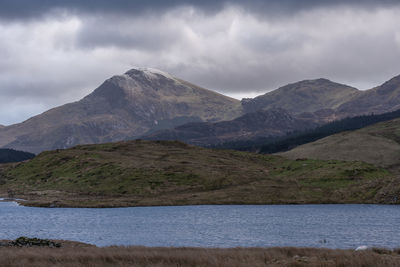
145 74 400 148
0 149 35 163
0 140 396 207
241 78 360 116
337 74 400 116
144 109 317 146
279 118 400 168
213 108 400 153
0 68 242 154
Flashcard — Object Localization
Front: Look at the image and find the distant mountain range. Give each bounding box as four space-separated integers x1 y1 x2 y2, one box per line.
144 74 400 146
1 68 400 153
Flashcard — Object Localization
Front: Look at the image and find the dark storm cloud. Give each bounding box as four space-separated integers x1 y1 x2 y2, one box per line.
0 0 399 20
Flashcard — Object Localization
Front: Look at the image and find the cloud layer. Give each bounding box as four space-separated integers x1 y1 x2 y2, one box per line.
1 1 400 125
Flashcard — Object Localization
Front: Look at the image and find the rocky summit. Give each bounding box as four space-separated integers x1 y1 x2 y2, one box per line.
0 68 242 154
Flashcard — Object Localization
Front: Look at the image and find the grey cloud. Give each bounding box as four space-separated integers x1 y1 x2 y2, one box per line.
75 15 182 51
1 1 400 125
0 0 399 21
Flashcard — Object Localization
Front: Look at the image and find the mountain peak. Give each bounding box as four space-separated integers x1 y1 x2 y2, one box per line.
124 67 175 81
242 78 359 114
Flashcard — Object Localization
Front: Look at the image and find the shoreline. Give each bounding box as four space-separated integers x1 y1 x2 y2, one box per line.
4 199 400 209
1 194 398 208
0 240 399 266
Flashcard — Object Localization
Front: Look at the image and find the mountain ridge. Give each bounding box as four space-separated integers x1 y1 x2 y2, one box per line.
2 70 400 153
0 68 242 153
142 74 400 147
241 78 360 115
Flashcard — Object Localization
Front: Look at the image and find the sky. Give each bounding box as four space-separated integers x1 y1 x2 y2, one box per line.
1 0 400 125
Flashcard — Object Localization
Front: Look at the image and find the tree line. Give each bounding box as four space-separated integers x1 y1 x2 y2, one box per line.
0 149 35 163
212 108 400 154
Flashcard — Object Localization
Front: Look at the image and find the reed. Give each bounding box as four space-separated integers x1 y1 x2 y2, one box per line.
0 245 399 267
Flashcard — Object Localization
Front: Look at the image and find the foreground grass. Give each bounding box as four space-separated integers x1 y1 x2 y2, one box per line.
0 140 397 207
0 245 400 267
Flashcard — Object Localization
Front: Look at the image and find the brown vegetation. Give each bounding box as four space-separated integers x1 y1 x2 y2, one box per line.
0 245 399 267
0 140 394 207
279 118 400 168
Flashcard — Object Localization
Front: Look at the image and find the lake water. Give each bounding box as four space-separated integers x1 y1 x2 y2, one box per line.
0 202 399 248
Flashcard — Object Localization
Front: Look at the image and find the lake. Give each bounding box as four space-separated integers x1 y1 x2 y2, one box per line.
0 202 399 248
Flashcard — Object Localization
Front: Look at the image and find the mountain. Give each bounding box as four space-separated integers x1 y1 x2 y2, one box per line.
2 70 400 154
241 78 360 116
279 117 400 168
146 75 400 148
0 140 394 207
144 108 317 146
0 68 242 154
337 74 400 116
0 149 35 163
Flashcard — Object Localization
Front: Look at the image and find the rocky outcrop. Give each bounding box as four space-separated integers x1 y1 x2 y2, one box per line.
0 237 61 248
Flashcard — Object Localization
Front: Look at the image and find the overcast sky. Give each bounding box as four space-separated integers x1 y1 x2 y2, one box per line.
1 0 400 125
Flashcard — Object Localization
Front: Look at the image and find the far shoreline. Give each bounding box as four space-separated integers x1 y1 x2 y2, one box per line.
0 196 398 208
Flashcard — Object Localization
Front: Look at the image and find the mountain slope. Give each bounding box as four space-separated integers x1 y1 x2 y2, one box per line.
0 68 242 154
337 74 400 116
241 78 360 116
144 108 317 146
145 75 400 148
279 118 400 168
0 140 394 207
212 108 400 153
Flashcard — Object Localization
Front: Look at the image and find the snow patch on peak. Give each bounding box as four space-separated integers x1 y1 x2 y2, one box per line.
125 67 175 80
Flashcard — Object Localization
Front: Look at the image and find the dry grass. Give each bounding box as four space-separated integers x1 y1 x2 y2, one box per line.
0 140 394 207
279 118 400 168
0 246 399 267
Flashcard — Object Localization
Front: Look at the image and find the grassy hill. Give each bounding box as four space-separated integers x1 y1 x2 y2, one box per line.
279 118 400 169
213 108 400 153
0 140 397 207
